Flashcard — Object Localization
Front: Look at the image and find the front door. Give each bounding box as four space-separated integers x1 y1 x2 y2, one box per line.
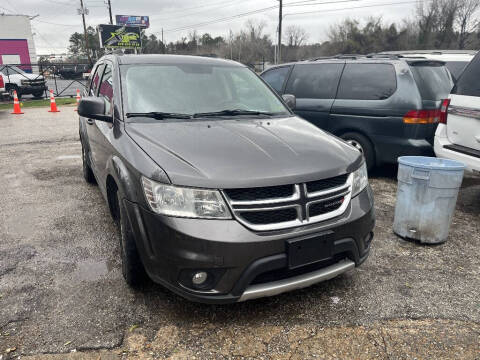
283 63 344 133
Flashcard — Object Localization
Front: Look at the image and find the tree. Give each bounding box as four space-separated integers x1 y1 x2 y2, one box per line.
284 25 308 47
457 0 480 49
68 32 84 57
68 26 103 61
142 34 165 54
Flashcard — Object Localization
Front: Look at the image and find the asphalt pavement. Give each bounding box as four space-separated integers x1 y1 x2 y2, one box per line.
0 107 479 359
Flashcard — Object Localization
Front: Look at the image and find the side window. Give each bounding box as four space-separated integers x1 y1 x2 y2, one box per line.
89 64 104 96
284 63 344 99
452 54 480 97
337 63 397 100
98 64 113 116
261 66 290 93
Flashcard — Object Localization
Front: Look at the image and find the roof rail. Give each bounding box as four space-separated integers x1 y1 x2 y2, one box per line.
308 54 362 61
365 53 400 59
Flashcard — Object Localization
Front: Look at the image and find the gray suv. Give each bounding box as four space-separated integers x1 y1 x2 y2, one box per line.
261 56 453 170
78 54 375 303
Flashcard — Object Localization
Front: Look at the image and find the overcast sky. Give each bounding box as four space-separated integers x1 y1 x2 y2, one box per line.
2 0 419 54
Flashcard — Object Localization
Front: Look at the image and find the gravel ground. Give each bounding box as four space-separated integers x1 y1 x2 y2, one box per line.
0 107 479 359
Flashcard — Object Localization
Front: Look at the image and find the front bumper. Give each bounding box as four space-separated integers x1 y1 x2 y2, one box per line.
125 186 375 303
18 84 47 94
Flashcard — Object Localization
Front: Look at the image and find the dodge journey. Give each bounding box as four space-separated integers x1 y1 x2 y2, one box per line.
78 54 375 303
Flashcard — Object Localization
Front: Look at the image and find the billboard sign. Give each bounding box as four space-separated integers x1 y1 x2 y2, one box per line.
115 15 149 28
98 24 142 49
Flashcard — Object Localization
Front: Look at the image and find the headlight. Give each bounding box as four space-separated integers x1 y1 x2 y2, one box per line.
351 162 369 197
21 79 29 85
141 177 231 219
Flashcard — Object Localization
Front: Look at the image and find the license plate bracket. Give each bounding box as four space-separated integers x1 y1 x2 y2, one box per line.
287 232 334 269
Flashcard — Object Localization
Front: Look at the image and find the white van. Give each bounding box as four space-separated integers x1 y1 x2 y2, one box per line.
434 51 480 174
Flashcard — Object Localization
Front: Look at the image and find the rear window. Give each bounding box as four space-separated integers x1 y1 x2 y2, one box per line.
284 63 343 99
452 53 480 97
337 63 397 100
409 63 453 100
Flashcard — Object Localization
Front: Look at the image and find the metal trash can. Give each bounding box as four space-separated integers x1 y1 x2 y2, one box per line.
393 156 465 244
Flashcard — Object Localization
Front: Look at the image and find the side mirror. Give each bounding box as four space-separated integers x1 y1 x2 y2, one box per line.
78 96 112 122
282 94 296 110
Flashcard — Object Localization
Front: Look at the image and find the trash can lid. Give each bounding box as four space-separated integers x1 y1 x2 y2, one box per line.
398 156 465 171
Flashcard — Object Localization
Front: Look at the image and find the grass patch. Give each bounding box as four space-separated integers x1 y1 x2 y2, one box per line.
0 97 77 110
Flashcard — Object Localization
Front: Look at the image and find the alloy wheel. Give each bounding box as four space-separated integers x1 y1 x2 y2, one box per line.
346 139 364 153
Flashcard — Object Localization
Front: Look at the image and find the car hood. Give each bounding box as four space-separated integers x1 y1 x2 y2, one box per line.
10 73 44 81
125 116 362 189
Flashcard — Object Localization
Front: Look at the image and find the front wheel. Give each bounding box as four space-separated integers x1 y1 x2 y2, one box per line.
81 142 96 184
117 192 147 286
340 132 375 171
7 85 20 100
32 91 44 99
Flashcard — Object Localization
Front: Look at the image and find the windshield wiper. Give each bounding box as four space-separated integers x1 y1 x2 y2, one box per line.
126 112 192 120
193 109 274 118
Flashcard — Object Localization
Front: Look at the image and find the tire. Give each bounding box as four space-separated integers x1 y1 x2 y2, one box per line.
117 192 146 286
7 85 20 100
340 132 375 171
81 142 96 184
32 91 44 99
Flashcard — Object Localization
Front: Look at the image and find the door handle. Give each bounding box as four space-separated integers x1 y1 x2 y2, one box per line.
86 119 94 125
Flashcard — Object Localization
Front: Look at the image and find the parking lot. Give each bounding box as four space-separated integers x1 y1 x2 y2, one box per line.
0 107 479 359
16 79 87 100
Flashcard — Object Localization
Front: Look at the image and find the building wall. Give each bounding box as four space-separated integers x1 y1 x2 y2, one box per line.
0 15 37 68
0 39 30 68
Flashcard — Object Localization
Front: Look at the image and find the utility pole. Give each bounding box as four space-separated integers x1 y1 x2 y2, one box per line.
161 28 165 54
79 0 92 65
107 0 113 24
278 0 282 64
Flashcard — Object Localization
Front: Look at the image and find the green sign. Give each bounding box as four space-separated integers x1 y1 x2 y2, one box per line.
98 24 141 49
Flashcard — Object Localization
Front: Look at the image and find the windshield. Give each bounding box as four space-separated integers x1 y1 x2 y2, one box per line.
122 64 289 117
0 65 25 76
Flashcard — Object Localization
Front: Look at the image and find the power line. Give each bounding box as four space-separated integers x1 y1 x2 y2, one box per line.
0 6 14 13
39 0 75 7
163 5 279 33
285 0 420 16
150 0 258 18
4 0 18 13
162 0 364 34
32 19 81 27
285 0 360 8
152 0 257 22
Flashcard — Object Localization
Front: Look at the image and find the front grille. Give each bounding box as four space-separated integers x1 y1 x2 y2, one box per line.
224 184 294 201
239 208 297 225
306 174 349 193
23 80 46 86
309 197 345 217
223 173 353 231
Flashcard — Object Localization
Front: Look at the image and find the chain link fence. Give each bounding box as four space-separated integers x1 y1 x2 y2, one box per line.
0 63 92 102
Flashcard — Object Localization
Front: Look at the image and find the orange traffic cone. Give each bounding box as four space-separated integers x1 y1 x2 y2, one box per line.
11 90 24 115
74 89 81 112
48 90 60 113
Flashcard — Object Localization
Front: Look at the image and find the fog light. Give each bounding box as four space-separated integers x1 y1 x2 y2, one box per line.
192 271 208 285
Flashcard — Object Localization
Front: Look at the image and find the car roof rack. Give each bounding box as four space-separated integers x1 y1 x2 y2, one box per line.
365 53 401 59
308 54 363 61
